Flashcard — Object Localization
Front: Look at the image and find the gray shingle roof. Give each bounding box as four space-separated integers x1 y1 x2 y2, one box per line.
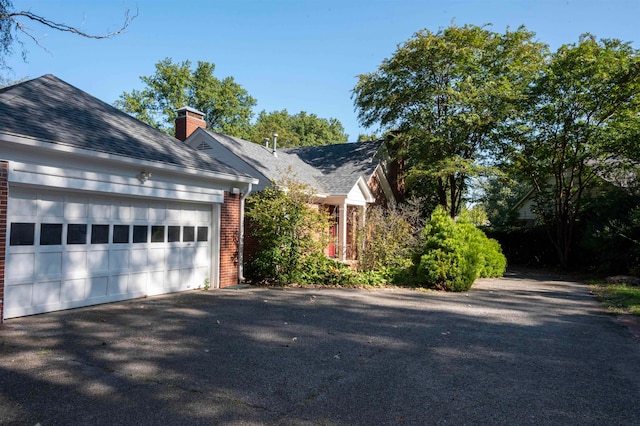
284 140 383 194
202 130 325 191
0 74 250 178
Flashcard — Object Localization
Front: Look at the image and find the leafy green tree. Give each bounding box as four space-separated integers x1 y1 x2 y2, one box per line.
248 109 348 148
357 132 380 142
353 24 547 217
115 58 256 137
509 35 640 268
0 0 133 71
479 174 531 228
580 187 640 274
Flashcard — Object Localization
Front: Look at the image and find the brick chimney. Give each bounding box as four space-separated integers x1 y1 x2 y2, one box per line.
175 106 206 141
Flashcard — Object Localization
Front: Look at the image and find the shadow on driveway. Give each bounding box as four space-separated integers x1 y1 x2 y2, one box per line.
2 269 640 425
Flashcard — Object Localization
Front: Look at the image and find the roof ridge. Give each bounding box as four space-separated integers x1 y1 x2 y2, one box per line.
282 139 383 152
204 129 287 155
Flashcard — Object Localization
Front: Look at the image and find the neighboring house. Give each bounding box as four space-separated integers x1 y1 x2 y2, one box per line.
513 159 639 226
178 110 396 264
0 75 257 321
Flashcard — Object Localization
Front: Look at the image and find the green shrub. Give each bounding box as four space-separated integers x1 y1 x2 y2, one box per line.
301 254 396 287
414 206 507 291
356 269 391 287
415 207 474 291
245 177 330 285
480 237 508 277
359 200 424 273
299 253 359 286
457 213 507 279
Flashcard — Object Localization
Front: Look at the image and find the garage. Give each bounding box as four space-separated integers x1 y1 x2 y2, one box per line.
5 188 213 319
0 75 257 321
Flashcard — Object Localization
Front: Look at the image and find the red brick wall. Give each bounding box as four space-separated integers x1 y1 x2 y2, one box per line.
243 216 258 264
0 161 7 322
368 173 388 208
220 192 240 287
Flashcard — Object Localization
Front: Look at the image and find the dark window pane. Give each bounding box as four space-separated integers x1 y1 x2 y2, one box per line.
91 225 109 244
133 225 148 243
41 223 62 245
183 226 195 242
67 224 87 244
10 222 35 246
151 226 165 243
113 225 130 244
197 226 208 242
168 226 180 242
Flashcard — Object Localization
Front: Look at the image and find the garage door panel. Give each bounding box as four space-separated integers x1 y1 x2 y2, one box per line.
167 247 181 268
181 246 195 267
167 207 181 221
194 267 208 287
195 246 209 267
133 204 148 220
148 271 164 295
89 201 111 219
110 249 130 272
5 284 33 309
181 267 194 287
195 206 211 222
165 269 181 291
33 280 61 306
149 204 166 221
8 192 37 216
131 248 149 270
7 253 35 281
66 251 87 276
109 275 129 296
62 278 86 302
89 250 109 272
6 189 213 319
37 252 62 278
149 247 165 268
87 277 109 299
130 272 147 293
38 194 64 218
112 202 131 220
182 209 195 222
64 199 88 220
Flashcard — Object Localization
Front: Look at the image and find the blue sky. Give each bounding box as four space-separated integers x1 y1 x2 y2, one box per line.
4 0 640 141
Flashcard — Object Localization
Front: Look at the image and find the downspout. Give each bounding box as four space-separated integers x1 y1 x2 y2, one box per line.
238 183 253 282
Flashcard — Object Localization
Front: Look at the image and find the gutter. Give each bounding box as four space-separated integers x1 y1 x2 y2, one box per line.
0 131 257 185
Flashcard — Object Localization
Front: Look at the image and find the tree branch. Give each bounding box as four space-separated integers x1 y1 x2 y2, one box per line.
4 7 137 40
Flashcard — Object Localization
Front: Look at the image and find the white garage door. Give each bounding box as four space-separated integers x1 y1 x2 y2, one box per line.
4 188 212 319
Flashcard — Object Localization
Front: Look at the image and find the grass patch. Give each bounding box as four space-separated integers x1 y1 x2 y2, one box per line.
591 283 640 316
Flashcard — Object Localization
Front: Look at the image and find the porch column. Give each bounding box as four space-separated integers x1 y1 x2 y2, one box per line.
340 201 348 262
360 204 367 257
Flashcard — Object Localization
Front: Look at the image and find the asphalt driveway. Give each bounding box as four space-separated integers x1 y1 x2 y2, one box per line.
1 269 640 425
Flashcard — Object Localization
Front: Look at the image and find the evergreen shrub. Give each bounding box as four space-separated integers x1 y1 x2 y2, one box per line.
415 206 507 291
